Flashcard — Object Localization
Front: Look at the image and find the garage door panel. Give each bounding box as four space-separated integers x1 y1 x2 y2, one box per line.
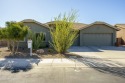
82 33 112 46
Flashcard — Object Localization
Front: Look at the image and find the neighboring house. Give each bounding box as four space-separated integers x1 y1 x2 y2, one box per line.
20 19 120 48
115 24 125 45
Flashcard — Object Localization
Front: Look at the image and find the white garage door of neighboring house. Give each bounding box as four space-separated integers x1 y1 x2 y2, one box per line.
81 33 112 46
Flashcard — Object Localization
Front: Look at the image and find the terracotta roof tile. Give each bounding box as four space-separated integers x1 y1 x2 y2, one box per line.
115 24 125 29
46 21 88 30
21 19 50 28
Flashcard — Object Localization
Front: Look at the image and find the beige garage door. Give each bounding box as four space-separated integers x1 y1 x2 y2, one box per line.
81 33 112 46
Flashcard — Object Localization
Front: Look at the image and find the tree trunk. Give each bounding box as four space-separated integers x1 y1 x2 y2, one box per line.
12 41 16 55
7 41 10 50
9 41 13 54
15 41 19 53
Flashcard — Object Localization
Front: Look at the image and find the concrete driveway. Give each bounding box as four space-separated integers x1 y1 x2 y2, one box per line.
68 46 125 63
68 46 125 79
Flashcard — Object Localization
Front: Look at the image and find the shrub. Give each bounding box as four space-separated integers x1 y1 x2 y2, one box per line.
0 22 28 54
48 48 54 53
50 10 78 54
28 31 45 50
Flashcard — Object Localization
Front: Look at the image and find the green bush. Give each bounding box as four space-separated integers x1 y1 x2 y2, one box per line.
50 10 78 54
48 48 54 53
0 22 28 54
28 31 45 50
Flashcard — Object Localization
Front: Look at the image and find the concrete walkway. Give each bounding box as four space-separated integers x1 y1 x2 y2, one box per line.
0 58 86 72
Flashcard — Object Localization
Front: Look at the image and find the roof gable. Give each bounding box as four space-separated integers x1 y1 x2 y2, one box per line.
46 21 88 30
80 21 120 31
21 19 49 29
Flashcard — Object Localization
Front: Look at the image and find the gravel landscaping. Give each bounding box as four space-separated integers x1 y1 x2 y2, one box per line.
0 47 79 59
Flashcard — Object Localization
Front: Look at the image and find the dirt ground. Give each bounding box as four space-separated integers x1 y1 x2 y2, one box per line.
0 47 79 59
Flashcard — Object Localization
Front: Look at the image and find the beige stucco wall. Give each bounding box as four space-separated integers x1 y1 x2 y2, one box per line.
117 28 125 44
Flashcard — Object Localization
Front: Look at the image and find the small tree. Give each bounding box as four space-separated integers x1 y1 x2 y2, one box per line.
4 21 28 54
0 28 10 48
50 10 78 53
0 28 8 40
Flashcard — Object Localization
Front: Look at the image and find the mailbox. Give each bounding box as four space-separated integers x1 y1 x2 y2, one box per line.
27 40 32 48
27 40 32 56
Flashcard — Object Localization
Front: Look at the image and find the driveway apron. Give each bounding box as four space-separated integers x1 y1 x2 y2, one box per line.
68 46 125 78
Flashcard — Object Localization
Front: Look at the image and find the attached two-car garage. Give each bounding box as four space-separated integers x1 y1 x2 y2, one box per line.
81 33 112 46
78 22 119 46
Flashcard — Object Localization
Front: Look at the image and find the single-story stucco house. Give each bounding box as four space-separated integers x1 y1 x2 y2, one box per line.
20 19 120 48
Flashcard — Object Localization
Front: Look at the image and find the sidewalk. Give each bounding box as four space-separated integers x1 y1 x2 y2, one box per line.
0 58 87 70
35 58 86 68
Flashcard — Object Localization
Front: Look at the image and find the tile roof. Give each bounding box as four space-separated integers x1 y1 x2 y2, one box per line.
21 19 49 28
46 21 88 30
21 19 120 31
72 23 88 30
79 21 120 31
115 24 125 29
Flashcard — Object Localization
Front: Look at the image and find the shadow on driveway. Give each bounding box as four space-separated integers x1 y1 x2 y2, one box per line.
69 46 125 52
65 53 125 78
69 46 103 52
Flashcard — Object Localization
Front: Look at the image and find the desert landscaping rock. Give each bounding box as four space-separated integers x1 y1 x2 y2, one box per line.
36 49 44 54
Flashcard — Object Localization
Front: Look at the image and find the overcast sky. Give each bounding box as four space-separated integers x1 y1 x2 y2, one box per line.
0 0 125 27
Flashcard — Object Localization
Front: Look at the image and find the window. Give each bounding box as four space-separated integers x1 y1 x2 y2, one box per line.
36 33 46 41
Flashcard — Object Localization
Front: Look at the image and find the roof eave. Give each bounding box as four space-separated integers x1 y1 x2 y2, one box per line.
79 22 120 31
21 19 50 29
